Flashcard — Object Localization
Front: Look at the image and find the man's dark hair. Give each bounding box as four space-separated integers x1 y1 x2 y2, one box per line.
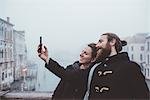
102 33 127 53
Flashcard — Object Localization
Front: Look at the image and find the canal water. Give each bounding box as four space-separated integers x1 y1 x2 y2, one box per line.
35 60 71 92
35 62 60 92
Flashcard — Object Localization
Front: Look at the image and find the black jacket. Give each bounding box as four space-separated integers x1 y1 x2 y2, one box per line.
45 58 90 100
89 52 149 100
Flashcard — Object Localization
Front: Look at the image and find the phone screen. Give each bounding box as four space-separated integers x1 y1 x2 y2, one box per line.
39 36 42 53
40 36 42 45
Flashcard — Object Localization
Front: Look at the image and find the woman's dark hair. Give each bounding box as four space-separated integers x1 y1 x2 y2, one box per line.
88 43 97 59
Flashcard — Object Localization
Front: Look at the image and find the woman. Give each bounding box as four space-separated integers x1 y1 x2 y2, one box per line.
37 43 97 100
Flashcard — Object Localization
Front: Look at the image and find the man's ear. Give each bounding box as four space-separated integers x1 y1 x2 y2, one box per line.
91 58 96 63
110 39 116 46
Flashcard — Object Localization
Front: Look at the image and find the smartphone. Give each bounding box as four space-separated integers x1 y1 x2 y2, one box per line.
40 36 42 45
39 36 42 53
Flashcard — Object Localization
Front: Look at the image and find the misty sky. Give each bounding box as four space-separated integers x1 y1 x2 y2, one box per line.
0 0 150 64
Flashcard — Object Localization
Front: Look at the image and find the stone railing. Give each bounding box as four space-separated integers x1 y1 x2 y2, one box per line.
0 91 52 100
1 91 150 100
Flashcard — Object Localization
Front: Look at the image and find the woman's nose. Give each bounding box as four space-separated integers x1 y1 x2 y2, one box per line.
80 52 83 57
96 42 100 48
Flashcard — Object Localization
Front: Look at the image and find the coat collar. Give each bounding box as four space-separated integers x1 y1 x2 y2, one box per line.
102 52 129 65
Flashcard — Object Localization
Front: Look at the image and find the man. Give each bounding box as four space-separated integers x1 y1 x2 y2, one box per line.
87 33 149 99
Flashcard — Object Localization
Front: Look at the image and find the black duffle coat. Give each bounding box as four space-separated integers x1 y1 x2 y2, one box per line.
89 52 149 100
45 58 90 100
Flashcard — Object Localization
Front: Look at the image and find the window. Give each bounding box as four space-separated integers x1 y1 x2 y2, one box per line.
141 46 144 51
2 27 3 33
147 42 150 51
131 54 134 60
5 48 7 59
148 68 149 77
5 72 7 78
127 47 129 51
0 27 2 36
9 73 11 77
0 49 2 59
2 72 4 81
148 55 149 65
145 68 146 76
2 49 3 58
140 54 143 61
4 28 7 40
131 46 134 51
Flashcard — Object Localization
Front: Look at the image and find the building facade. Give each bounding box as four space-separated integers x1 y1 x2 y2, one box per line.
0 17 14 90
145 35 150 79
0 17 37 91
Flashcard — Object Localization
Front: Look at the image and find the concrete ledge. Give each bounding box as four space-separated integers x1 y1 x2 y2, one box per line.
1 91 52 100
0 90 10 96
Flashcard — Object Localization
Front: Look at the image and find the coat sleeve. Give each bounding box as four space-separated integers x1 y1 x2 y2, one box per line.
121 62 149 99
45 58 81 81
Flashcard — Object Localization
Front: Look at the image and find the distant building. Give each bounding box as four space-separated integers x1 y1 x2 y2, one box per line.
145 34 150 79
0 17 14 90
13 30 27 81
123 33 148 63
0 17 38 91
123 33 150 79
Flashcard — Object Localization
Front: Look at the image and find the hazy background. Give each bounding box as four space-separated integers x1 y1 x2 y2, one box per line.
0 0 150 91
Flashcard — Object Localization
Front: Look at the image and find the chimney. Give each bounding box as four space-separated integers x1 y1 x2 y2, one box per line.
7 17 10 23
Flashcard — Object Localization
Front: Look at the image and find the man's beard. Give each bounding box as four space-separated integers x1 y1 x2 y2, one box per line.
95 43 111 63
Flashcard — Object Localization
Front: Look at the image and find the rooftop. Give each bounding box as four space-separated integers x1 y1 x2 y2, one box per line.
0 17 14 26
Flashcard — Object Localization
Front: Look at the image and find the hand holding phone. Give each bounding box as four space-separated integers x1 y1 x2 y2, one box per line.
39 36 42 53
37 37 49 63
